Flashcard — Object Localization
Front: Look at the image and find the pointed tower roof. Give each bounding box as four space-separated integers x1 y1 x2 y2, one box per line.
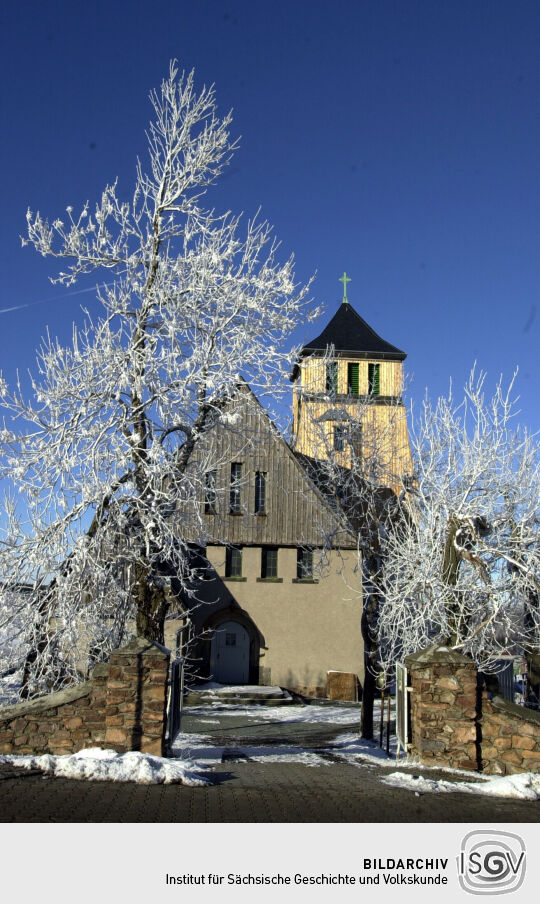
291 289 406 380
302 301 406 360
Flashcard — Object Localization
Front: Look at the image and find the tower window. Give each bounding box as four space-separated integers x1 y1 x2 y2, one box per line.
204 469 217 513
255 470 267 514
225 546 242 578
368 363 380 395
350 424 363 465
261 547 278 579
333 425 346 452
230 462 242 513
297 548 314 579
347 363 359 395
326 361 338 394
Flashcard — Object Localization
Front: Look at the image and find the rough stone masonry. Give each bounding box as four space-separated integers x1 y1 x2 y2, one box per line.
405 645 540 775
0 638 170 757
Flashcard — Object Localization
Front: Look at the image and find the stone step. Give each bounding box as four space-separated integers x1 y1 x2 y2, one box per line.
187 696 297 707
184 684 295 707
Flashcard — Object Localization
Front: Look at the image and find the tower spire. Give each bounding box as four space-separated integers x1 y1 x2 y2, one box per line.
339 271 351 304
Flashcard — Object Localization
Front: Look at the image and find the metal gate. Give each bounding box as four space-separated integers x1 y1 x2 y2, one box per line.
395 662 409 756
492 658 515 702
167 656 185 753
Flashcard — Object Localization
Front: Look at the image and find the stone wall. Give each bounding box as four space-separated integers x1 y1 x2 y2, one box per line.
405 645 540 775
0 674 107 756
0 638 170 758
480 694 540 775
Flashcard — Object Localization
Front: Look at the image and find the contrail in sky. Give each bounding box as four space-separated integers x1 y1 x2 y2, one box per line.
0 284 101 315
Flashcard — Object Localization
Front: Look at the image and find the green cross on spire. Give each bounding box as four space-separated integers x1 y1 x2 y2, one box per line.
339 271 351 304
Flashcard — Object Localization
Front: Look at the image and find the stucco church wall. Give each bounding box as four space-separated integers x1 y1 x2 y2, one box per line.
205 545 363 695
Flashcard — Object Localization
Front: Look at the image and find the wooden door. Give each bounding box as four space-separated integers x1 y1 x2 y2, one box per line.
210 620 250 685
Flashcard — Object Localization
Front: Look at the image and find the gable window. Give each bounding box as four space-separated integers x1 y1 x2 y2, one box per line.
296 547 314 579
326 361 338 394
333 425 346 452
261 547 278 579
254 470 267 514
225 546 242 578
204 469 217 513
347 362 359 395
368 363 380 395
230 462 242 513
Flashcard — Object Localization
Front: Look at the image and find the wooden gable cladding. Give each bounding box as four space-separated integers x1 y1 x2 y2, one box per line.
184 382 356 549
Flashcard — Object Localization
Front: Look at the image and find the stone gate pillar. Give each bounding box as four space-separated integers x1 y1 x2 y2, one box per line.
405 645 478 771
104 638 170 756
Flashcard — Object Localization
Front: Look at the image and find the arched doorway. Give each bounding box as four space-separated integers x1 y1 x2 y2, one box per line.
210 620 250 684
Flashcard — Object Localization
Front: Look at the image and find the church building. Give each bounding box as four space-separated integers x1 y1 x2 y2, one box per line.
172 277 411 699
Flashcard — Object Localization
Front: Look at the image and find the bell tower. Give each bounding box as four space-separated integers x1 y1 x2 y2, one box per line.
291 274 412 488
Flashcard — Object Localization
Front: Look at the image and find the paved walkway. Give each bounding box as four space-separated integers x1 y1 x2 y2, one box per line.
0 702 538 822
0 758 538 822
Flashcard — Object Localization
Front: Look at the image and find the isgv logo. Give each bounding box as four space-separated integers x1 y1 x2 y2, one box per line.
458 830 526 895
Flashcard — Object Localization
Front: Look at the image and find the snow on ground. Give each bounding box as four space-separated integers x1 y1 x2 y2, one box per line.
171 732 329 768
0 748 209 785
196 683 288 697
186 702 362 724
246 750 327 766
172 701 397 770
171 731 224 764
330 732 540 799
174 708 540 799
330 731 401 765
382 769 540 801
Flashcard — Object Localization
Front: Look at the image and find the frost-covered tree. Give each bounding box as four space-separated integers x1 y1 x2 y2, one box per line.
0 62 312 697
300 365 540 722
376 370 540 704
293 350 413 736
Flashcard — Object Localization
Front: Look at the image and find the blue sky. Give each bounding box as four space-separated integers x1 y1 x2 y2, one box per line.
1 0 539 432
